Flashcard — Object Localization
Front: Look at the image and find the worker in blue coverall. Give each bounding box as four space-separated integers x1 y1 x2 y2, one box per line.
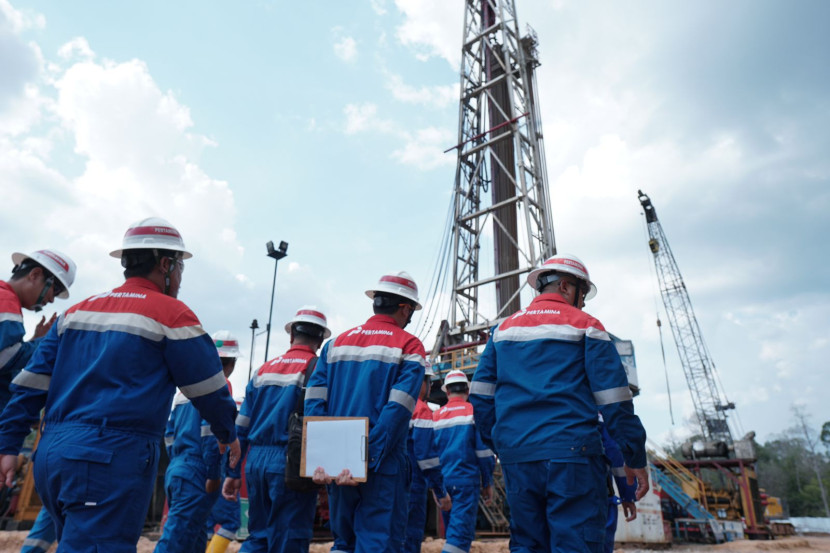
156 330 241 553
0 217 240 552
600 420 638 553
223 306 330 553
1 249 75 553
1 249 76 412
206 454 241 551
306 272 426 553
206 384 243 553
470 254 649 553
433 370 495 553
20 507 57 553
205 445 241 551
403 361 452 553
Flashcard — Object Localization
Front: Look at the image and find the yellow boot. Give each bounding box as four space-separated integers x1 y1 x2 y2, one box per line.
206 535 232 553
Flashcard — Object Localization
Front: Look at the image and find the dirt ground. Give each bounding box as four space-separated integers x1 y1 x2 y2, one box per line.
0 533 827 552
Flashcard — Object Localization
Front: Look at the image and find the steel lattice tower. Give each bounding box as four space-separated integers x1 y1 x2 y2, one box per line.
447 0 555 341
638 190 735 444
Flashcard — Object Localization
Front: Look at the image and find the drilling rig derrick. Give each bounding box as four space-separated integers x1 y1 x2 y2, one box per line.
443 0 555 349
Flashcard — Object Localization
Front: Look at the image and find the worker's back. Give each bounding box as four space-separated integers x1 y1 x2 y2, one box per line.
41 277 224 438
473 293 627 464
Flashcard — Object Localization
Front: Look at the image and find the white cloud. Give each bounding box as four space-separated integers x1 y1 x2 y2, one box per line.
0 1 44 114
0 0 44 34
57 37 95 61
0 83 51 137
55 58 211 165
391 126 454 170
343 102 395 135
370 0 387 16
394 0 462 68
342 103 452 170
332 30 358 63
385 73 457 108
0 17 244 306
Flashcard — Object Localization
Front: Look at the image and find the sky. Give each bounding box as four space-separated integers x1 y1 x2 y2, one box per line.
1 0 828 448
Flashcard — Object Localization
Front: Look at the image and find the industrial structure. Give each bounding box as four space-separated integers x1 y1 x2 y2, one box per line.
417 0 555 355
413 0 555 536
638 190 770 539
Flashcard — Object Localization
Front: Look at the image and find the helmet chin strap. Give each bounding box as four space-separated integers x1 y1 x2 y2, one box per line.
155 250 176 296
163 260 175 296
572 281 583 308
32 276 55 312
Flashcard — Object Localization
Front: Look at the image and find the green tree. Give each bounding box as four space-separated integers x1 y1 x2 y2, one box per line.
821 421 830 447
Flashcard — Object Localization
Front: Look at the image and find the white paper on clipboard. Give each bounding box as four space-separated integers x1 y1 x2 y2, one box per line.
302 417 368 480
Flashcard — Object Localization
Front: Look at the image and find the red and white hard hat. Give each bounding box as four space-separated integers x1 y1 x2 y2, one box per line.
442 369 469 392
424 358 435 378
284 305 331 339
211 330 241 358
365 271 422 310
11 249 76 299
527 254 597 300
110 217 192 259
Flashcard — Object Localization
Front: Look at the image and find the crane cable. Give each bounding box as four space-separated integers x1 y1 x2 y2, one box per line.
641 211 675 425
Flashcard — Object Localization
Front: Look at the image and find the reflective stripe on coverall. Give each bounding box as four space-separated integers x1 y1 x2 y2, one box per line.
231 344 318 553
155 395 222 553
0 277 238 552
433 396 494 553
21 507 56 553
470 293 647 553
0 281 40 412
403 398 445 553
305 314 426 553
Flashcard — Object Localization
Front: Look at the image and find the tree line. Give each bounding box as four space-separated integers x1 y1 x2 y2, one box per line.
756 407 830 518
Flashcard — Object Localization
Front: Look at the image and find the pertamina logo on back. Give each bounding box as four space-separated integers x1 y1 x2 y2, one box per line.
88 291 148 302
347 325 393 337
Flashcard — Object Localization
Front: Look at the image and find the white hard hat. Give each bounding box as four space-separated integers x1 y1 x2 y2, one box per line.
527 253 597 300
11 249 76 299
110 217 192 260
442 369 469 392
284 306 331 339
211 330 241 358
365 271 422 310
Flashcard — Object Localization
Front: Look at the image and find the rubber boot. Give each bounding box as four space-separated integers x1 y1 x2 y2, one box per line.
206 535 232 553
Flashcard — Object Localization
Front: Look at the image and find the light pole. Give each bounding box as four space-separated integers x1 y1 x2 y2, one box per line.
264 240 288 363
248 319 259 381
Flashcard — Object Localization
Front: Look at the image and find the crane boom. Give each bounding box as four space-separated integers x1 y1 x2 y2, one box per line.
638 190 735 445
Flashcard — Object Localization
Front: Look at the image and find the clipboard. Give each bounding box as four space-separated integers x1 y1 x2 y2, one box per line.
301 416 369 482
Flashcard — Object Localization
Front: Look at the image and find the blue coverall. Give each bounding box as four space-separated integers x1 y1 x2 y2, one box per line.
206 491 241 541
207 390 242 542
229 344 319 553
206 452 241 541
305 314 426 553
470 293 647 553
0 281 42 411
0 277 238 552
20 507 56 553
403 398 445 553
155 394 222 553
600 423 638 553
433 396 495 553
